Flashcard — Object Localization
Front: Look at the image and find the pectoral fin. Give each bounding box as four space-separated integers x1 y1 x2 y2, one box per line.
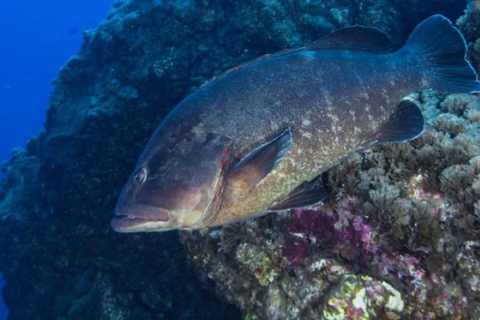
228 128 293 191
367 100 424 146
268 178 328 211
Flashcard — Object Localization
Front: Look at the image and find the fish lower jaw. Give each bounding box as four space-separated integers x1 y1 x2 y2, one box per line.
110 216 173 233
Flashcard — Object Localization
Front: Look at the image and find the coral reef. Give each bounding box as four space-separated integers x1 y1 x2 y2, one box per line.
0 0 476 319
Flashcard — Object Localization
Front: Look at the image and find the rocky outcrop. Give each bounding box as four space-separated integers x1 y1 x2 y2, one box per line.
0 0 474 319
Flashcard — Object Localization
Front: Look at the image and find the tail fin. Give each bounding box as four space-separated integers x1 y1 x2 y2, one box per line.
405 15 480 93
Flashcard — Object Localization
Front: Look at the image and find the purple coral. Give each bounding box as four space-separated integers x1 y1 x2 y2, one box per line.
281 198 379 268
281 198 431 292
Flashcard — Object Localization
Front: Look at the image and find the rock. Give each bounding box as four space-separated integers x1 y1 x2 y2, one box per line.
0 0 477 319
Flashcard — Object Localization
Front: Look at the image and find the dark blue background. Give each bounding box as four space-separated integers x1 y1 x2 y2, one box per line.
0 1 114 318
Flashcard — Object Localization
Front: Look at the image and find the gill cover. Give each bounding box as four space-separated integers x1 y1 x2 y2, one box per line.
180 132 235 228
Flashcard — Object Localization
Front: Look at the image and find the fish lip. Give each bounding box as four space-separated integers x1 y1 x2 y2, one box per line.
113 204 170 222
111 204 171 233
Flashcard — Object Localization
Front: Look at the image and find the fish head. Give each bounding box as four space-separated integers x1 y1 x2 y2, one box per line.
111 132 234 232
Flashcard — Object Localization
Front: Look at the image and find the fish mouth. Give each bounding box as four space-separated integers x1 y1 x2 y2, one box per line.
111 204 170 233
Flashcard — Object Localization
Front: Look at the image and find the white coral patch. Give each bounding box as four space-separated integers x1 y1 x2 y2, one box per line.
352 287 367 312
383 282 405 312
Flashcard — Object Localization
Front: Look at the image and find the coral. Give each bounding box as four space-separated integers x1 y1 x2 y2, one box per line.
458 0 480 71
282 200 379 268
322 275 404 320
0 0 478 319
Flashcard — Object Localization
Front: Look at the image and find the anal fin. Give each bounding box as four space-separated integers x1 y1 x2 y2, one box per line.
368 100 424 145
268 178 327 211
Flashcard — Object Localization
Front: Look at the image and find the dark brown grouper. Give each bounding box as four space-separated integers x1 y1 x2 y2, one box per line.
112 15 480 232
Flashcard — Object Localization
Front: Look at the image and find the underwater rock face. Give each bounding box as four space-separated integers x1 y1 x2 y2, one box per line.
0 0 475 319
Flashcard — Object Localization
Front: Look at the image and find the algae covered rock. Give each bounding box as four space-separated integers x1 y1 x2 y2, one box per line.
322 275 404 320
0 0 477 319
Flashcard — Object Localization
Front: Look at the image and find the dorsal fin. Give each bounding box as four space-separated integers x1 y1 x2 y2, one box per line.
199 26 393 90
306 26 394 53
199 48 304 89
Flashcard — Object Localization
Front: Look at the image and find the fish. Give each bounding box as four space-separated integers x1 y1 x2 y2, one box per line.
111 15 480 233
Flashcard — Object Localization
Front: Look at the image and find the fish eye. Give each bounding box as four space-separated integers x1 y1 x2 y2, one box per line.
134 169 147 183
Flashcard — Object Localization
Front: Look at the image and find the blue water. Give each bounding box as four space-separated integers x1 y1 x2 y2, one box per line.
0 1 114 318
0 277 5 320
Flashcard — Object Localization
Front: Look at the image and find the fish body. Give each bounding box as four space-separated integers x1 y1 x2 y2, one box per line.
163 49 418 224
112 15 480 232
